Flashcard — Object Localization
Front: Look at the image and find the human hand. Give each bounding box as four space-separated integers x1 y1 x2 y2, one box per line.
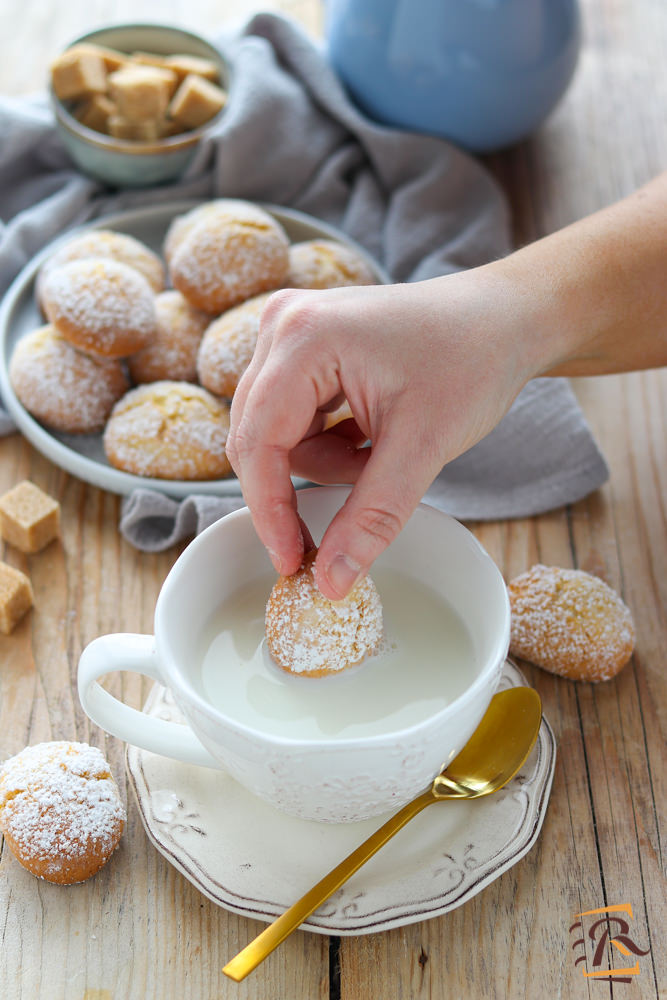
227 269 532 599
228 173 667 598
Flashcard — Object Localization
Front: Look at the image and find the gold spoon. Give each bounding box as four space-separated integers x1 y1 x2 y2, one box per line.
223 686 542 981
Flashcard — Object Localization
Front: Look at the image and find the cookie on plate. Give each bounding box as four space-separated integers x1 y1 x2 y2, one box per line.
128 290 210 384
167 199 289 314
41 258 156 359
103 380 232 480
285 239 377 289
9 324 129 433
36 228 165 311
196 292 270 398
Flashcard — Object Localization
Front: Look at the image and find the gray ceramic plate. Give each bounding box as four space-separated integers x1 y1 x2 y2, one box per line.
126 659 556 935
0 201 387 498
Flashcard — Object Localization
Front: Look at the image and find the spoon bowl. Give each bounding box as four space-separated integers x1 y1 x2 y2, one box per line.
223 685 542 981
432 686 542 799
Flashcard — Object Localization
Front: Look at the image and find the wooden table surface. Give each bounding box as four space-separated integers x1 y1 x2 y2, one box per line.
0 1 664 998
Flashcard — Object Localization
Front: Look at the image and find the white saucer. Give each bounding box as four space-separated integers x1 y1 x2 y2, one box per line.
126 659 556 935
0 200 387 498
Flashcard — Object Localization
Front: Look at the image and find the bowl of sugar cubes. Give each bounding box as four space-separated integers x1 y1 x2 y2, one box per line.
49 23 229 187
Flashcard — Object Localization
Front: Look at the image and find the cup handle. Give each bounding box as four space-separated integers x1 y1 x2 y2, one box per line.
77 633 220 769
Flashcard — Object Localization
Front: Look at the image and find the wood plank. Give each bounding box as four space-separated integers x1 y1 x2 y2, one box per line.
1 0 664 997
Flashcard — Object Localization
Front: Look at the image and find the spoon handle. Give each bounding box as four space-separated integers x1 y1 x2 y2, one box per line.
222 788 435 982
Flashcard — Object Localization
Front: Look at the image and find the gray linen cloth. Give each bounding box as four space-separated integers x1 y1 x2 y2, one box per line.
0 13 608 551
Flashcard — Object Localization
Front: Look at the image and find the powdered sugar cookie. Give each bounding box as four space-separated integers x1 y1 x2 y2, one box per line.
508 563 635 682
0 741 125 884
128 290 209 384
196 292 270 398
167 199 289 314
285 239 377 289
104 380 232 480
36 228 165 311
41 257 156 358
9 325 129 433
265 550 383 677
163 200 225 265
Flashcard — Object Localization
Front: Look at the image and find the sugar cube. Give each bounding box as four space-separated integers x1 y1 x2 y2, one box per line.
0 562 34 635
0 481 60 554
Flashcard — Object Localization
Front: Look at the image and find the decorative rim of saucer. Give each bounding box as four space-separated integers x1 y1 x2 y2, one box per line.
125 659 556 935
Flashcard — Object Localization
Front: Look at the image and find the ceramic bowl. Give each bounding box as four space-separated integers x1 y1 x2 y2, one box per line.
78 486 511 823
326 0 581 152
50 23 229 187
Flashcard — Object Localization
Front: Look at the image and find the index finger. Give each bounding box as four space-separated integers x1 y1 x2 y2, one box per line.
230 357 339 577
228 289 288 434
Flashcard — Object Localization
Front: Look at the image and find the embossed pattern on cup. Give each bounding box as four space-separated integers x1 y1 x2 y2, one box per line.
78 486 510 822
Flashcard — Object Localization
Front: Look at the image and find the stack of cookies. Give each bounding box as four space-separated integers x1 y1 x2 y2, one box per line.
10 199 377 481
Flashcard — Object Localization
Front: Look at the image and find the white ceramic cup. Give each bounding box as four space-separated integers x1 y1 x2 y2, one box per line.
78 486 510 823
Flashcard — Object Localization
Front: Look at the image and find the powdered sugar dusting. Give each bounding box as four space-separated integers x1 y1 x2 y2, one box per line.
265 551 383 676
508 563 635 682
37 229 165 303
286 239 376 289
164 199 263 263
197 293 270 396
9 325 129 433
42 258 156 356
104 381 231 480
0 741 125 880
129 290 209 384
169 201 289 312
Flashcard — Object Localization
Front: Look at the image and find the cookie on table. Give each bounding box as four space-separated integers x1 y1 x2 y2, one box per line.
41 258 156 358
196 292 271 398
36 229 165 311
166 199 289 314
9 325 129 433
508 563 635 682
128 290 210 384
103 380 232 481
0 741 125 884
285 239 377 289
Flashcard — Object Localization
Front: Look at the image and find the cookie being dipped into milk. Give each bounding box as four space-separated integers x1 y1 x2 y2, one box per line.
78 486 511 823
265 549 384 678
196 547 478 741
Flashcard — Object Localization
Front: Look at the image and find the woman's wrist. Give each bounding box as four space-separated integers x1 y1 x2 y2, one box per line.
441 258 556 389
482 240 590 381
487 172 667 379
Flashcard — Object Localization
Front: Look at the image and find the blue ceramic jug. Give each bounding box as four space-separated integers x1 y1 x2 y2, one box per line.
326 0 581 152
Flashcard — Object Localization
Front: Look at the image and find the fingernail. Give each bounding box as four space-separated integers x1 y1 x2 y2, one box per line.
323 553 363 598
